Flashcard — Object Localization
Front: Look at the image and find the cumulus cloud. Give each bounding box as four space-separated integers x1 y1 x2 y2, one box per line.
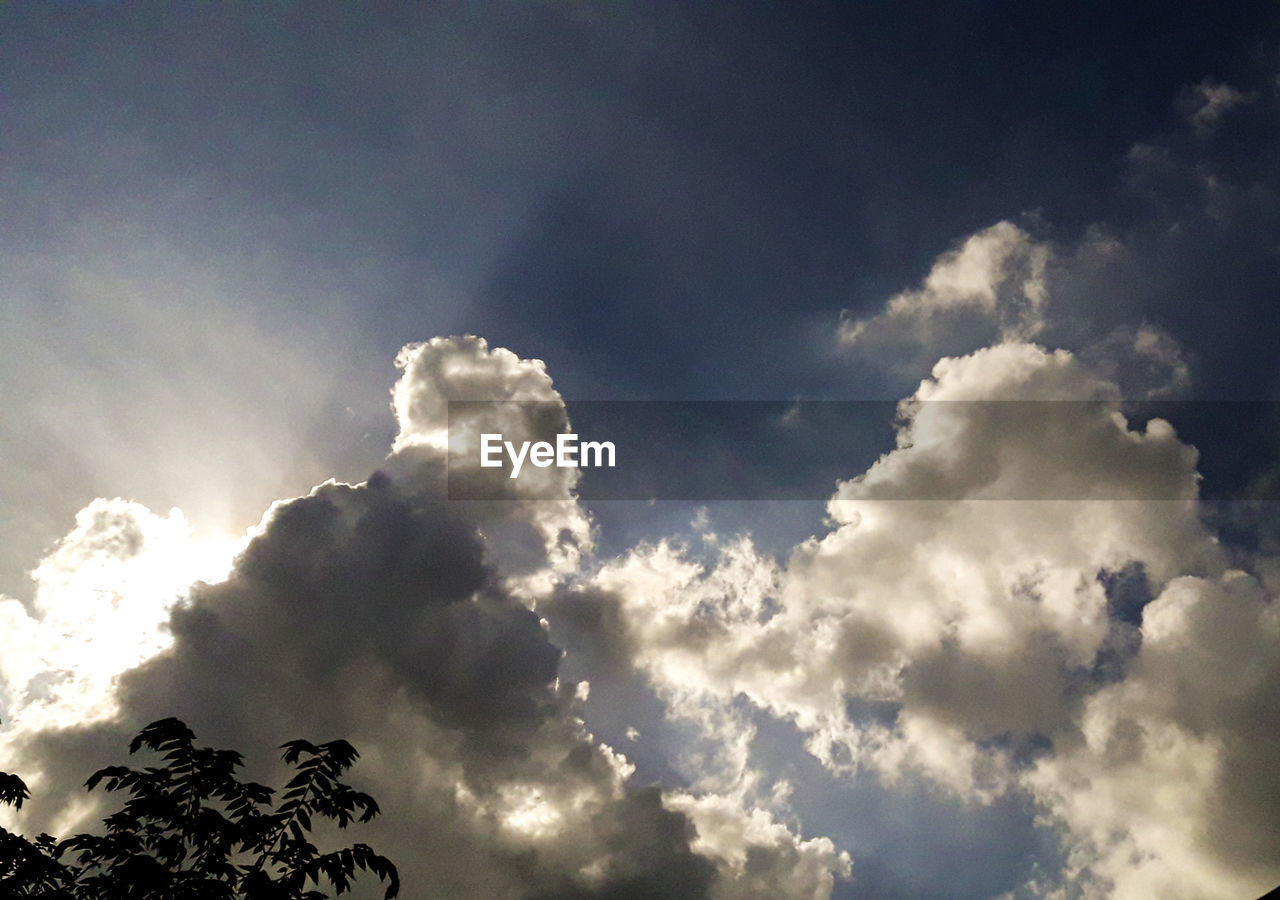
389 335 592 598
9 248 1276 899
1078 322 1192 399
3 336 847 898
1179 79 1253 136
666 791 851 900
839 221 1050 367
5 152 1277 895
6 301 1277 898
391 335 566 458
4 14 1278 897
580 337 1279 896
0 499 236 735
1026 568 1280 897
837 216 1202 404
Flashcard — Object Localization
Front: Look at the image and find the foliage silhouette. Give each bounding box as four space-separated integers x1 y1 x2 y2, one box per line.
0 718 398 899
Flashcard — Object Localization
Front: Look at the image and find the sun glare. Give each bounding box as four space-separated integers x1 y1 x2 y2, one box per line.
2 499 245 733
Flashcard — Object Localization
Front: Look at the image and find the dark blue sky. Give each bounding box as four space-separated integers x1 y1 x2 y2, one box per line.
4 2 1278 401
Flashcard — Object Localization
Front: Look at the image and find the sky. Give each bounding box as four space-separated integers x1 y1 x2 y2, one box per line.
2 3 1280 898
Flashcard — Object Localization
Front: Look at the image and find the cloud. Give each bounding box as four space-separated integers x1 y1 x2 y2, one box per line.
1078 322 1191 399
4 293 1277 897
8 204 1277 896
666 791 851 900
1025 569 1280 897
838 221 1050 367
581 338 1279 896
841 67 1279 399
3 10 1278 896
0 499 236 735
836 217 1200 404
392 335 566 456
5 100 1278 889
3 337 847 898
389 335 592 598
1179 79 1253 136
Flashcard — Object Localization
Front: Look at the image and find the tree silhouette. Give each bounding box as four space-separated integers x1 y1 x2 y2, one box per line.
0 718 398 899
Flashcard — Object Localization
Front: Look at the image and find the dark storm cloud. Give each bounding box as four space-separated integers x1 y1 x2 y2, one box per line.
7 337 855 897
542 584 637 680
12 456 711 897
146 473 556 738
526 787 716 900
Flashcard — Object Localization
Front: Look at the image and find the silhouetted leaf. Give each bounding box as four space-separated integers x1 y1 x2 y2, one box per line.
1 718 399 898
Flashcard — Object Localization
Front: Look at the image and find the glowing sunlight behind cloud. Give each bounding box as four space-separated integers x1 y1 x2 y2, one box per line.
0 499 242 734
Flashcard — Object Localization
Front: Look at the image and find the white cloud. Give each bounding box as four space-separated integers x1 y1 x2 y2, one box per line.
1026 568 1280 898
388 334 591 598
0 498 238 735
839 221 1050 362
586 337 1279 896
667 791 852 900
392 335 564 455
